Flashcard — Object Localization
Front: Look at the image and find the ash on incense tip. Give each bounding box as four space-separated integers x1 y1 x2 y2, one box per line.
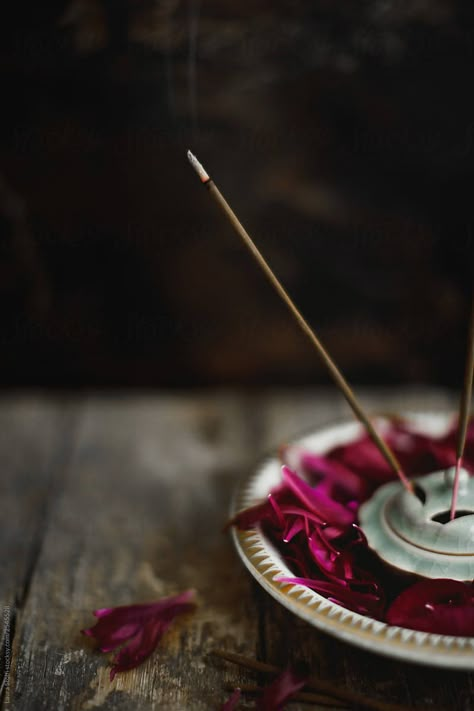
187 150 210 183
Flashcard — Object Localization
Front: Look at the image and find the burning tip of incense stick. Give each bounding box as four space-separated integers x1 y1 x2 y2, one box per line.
187 150 210 183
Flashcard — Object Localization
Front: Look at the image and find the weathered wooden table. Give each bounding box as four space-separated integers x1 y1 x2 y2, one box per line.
1 390 473 710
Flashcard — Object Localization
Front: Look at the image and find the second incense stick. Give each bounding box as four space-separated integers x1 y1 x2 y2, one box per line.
188 150 413 493
450 294 474 519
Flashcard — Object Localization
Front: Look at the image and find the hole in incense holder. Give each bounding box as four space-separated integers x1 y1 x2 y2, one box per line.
431 510 473 524
359 467 474 582
414 484 426 504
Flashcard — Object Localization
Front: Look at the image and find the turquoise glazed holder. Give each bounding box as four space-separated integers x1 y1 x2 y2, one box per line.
359 467 474 581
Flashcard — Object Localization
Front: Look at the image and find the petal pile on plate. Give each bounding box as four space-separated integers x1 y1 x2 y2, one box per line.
230 420 474 636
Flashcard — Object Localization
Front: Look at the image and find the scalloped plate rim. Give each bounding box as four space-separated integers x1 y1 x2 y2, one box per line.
230 411 474 670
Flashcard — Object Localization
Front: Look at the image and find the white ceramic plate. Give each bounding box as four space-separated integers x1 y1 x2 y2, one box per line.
230 412 474 670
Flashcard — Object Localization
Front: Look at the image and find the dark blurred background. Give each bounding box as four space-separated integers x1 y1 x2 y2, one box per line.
0 1 473 388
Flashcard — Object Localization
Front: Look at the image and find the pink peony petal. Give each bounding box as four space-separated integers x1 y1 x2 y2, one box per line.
220 688 241 710
387 579 474 636
281 466 355 526
268 493 285 528
307 530 347 584
256 667 307 711
327 435 395 485
299 450 370 500
82 590 196 678
282 517 305 543
279 506 326 526
110 616 174 680
277 576 384 617
226 500 277 531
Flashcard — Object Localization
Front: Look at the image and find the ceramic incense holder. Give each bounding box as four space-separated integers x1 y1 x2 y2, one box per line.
359 467 474 581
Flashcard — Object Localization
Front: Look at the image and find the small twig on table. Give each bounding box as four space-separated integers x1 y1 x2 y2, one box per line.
224 683 346 708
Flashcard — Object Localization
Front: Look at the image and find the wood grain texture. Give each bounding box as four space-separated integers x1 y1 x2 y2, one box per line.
1 390 473 710
0 397 78 707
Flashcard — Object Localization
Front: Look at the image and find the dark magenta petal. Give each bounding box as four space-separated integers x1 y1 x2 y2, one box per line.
227 500 277 530
299 450 369 499
99 624 141 653
282 517 305 543
388 425 456 475
82 591 196 651
307 531 352 585
277 577 384 617
279 506 326 526
462 421 474 466
268 493 285 528
82 616 143 649
281 466 355 526
321 524 347 540
94 590 195 623
277 576 374 600
387 579 474 635
82 591 196 678
110 617 173 680
220 688 241 710
439 419 473 471
327 435 395 485
350 523 368 546
109 601 196 679
256 667 307 711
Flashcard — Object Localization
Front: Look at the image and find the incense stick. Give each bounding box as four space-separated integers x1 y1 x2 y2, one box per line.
450 293 474 519
188 150 413 493
223 683 344 708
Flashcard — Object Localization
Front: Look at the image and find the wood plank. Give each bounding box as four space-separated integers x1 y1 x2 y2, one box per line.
8 394 261 710
0 397 77 708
